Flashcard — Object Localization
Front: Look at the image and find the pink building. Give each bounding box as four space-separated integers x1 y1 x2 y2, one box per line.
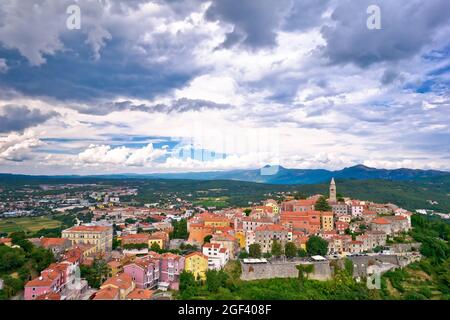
24 261 78 300
159 253 185 291
123 255 160 289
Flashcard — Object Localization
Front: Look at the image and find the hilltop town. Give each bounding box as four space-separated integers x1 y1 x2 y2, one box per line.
0 177 427 300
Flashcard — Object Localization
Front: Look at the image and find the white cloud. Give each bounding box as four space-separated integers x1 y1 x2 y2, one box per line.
78 143 166 167
0 131 42 162
0 59 8 73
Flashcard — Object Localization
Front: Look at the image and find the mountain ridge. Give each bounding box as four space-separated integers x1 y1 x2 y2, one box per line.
0 164 448 185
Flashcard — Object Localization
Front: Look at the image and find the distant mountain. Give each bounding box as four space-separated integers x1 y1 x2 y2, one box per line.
142 164 448 184
0 164 448 185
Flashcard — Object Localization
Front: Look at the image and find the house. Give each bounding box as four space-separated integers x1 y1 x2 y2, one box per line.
366 230 387 248
107 261 123 277
123 255 160 289
346 240 364 254
148 231 169 250
185 252 208 280
281 199 316 212
331 203 349 215
159 253 185 291
202 243 229 270
25 272 62 300
337 215 352 223
362 211 377 223
264 199 280 215
371 218 392 235
355 234 371 251
62 225 113 253
280 211 321 235
0 237 12 247
121 233 149 246
24 262 74 300
321 211 334 231
242 217 273 232
126 288 154 300
335 221 349 234
348 201 364 217
254 224 292 253
100 273 135 300
386 215 411 233
211 232 238 259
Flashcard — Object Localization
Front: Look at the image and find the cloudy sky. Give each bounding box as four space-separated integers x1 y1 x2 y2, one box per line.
0 0 449 175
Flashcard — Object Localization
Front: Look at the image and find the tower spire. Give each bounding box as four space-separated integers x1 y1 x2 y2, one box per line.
329 177 337 203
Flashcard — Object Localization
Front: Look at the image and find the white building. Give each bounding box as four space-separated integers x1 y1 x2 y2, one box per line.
202 243 229 270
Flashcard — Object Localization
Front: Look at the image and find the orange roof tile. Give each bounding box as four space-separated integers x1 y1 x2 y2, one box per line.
126 288 153 300
372 218 391 225
93 287 120 300
101 273 133 290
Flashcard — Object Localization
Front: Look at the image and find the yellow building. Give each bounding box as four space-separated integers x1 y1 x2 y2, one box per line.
265 200 280 215
185 252 208 280
107 261 123 277
100 273 135 300
321 212 334 231
204 218 230 228
234 231 246 249
148 231 169 250
62 225 113 253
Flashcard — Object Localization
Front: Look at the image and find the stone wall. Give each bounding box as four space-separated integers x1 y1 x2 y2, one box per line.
240 259 332 281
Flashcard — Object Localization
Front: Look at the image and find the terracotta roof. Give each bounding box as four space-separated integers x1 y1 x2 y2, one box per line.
0 238 12 244
93 287 120 300
185 251 208 260
372 218 391 225
26 274 58 287
35 292 62 300
255 224 286 232
161 252 182 260
65 225 109 232
101 273 133 290
107 261 122 269
40 238 68 247
203 243 222 249
126 288 153 300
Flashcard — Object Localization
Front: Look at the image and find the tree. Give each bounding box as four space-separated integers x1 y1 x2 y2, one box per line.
125 218 136 225
80 259 110 288
297 248 307 257
30 247 55 272
238 251 249 259
0 246 26 273
150 242 161 253
248 243 262 258
285 242 297 258
180 271 196 292
306 236 328 256
314 196 332 212
203 235 213 243
112 237 120 250
170 219 189 240
271 239 282 257
243 209 252 216
205 270 228 293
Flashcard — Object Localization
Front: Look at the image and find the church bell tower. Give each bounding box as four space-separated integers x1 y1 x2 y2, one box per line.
329 177 337 203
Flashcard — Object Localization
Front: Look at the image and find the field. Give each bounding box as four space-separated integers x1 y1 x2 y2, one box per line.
194 196 230 208
0 216 62 234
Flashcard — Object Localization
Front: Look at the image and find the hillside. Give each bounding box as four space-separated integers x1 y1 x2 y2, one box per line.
1 174 449 212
